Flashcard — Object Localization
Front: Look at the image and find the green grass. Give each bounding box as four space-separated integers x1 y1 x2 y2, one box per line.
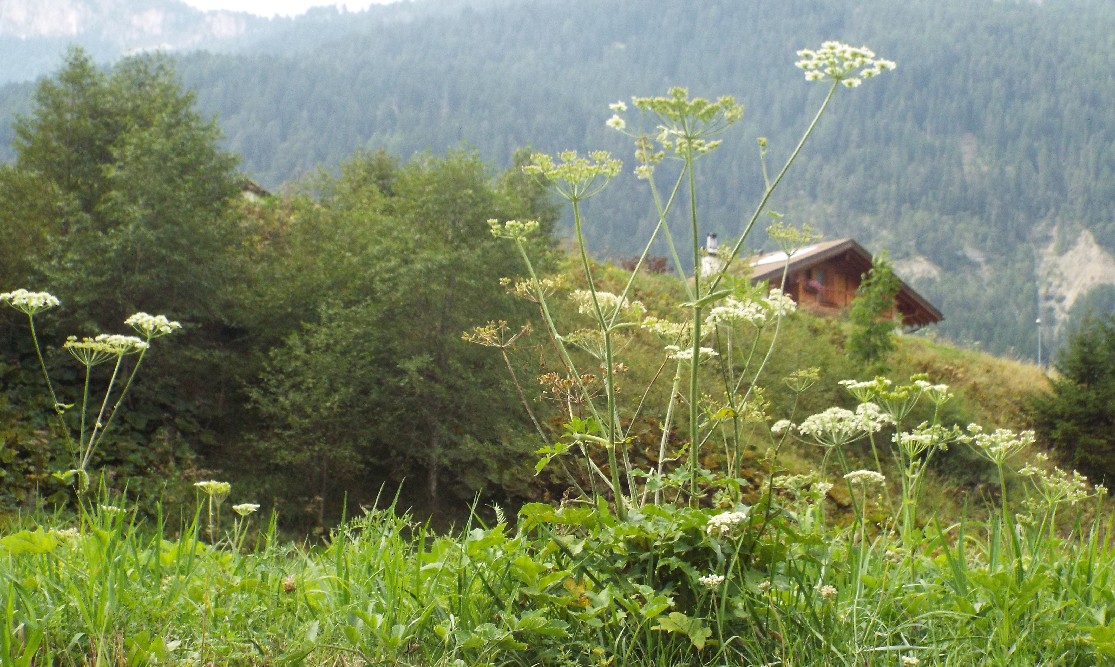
0 448 1111 667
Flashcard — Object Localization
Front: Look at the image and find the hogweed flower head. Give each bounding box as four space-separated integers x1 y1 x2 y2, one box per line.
64 334 148 366
698 574 725 590
462 320 531 349
840 375 931 424
818 584 838 600
839 377 886 403
706 509 749 535
665 345 718 363
641 316 689 344
125 312 181 339
768 220 822 256
571 289 644 320
487 218 540 241
523 150 621 202
844 469 886 487
0 289 60 315
765 289 797 318
894 423 956 460
1019 464 1092 508
795 41 895 87
623 87 743 163
963 426 1034 466
502 275 563 303
233 503 260 517
705 297 768 329
784 367 821 394
770 419 793 436
194 480 231 501
797 402 892 448
632 136 663 180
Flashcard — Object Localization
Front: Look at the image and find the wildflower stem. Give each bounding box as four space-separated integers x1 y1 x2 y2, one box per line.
512 239 603 428
88 345 149 465
27 314 61 413
653 364 683 505
711 81 840 294
82 354 126 471
26 313 80 455
570 197 627 515
685 154 704 505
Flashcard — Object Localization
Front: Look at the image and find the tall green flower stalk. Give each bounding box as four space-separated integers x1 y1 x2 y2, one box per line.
1 290 180 491
488 42 895 514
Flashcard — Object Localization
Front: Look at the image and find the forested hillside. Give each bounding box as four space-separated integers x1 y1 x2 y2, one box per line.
2 0 1114 356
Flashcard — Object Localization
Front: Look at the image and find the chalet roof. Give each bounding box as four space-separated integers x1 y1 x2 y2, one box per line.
749 238 944 328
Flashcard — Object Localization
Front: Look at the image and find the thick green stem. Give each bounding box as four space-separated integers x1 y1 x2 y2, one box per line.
685 150 704 506
568 197 626 516
710 81 840 294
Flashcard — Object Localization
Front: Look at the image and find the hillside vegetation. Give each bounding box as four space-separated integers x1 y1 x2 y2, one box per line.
1 49 1110 662
2 1 1114 357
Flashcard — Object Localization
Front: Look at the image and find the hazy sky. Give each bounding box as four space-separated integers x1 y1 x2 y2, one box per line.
180 1 398 17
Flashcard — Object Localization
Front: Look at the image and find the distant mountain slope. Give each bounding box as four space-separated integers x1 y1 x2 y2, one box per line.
2 0 1114 358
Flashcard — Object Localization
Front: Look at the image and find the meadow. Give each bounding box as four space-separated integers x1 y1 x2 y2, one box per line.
2 41 1112 666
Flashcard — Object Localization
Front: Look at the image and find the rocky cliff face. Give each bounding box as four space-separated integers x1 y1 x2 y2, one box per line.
0 0 256 70
1039 226 1115 335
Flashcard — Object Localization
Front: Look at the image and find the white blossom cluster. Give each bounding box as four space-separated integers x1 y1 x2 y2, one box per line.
795 41 896 88
524 150 622 202
770 419 793 435
665 345 719 362
126 312 181 339
797 402 893 448
233 503 260 517
570 289 644 319
706 509 749 535
194 480 231 499
705 297 768 328
63 334 148 366
487 218 539 241
962 425 1034 466
0 289 60 315
843 469 886 487
838 377 887 403
765 289 797 317
1018 460 1093 508
697 574 725 589
913 379 953 404
641 316 689 343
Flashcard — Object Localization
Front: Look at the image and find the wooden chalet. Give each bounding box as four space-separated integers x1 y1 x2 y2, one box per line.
748 238 943 329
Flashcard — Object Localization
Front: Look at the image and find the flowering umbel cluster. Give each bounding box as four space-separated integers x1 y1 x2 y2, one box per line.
797 402 894 448
605 87 743 179
706 509 749 536
844 469 887 487
795 41 896 88
570 289 645 321
195 480 232 500
63 334 148 366
523 150 622 202
125 312 182 339
0 289 60 315
487 218 540 241
962 424 1035 467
